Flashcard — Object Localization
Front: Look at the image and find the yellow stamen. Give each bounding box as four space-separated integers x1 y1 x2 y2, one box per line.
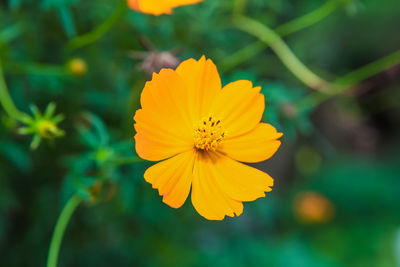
194 116 225 151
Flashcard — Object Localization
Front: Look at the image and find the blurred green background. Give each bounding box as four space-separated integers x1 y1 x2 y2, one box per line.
1 0 400 266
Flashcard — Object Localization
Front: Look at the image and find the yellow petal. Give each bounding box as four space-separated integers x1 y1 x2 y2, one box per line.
176 56 222 122
220 123 283 163
167 0 202 7
128 0 173 15
207 152 274 202
139 69 192 131
134 132 191 161
191 152 243 220
128 0 202 15
134 69 193 161
164 0 203 7
144 150 195 208
209 80 265 138
134 109 189 146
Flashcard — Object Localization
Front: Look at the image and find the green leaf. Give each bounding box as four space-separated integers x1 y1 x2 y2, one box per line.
57 5 77 38
44 102 56 119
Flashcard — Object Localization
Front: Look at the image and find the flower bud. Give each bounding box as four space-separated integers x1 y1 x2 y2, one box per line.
140 51 180 77
37 120 65 139
68 58 87 76
281 102 298 118
293 191 334 223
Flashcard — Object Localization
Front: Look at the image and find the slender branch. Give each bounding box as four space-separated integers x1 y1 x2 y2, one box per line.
275 0 346 36
65 0 127 52
296 49 400 112
219 41 266 73
0 60 26 120
47 195 82 267
220 0 347 73
234 15 331 91
334 49 400 86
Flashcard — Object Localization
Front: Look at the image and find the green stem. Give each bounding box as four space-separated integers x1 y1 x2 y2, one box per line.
220 0 346 73
65 0 127 52
234 15 331 91
296 49 400 112
219 41 265 73
0 60 26 120
275 0 345 36
47 195 82 267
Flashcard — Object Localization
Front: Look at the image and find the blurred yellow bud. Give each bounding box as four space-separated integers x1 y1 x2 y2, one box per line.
37 120 65 139
19 103 65 149
293 191 334 224
68 58 87 76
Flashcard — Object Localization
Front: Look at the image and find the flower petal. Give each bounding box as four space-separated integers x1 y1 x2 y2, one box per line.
206 153 274 202
144 150 195 208
220 123 283 163
191 152 243 220
128 0 172 15
134 132 191 162
128 0 202 15
176 56 222 122
134 109 188 145
167 0 202 7
209 80 264 138
134 68 193 161
139 68 192 131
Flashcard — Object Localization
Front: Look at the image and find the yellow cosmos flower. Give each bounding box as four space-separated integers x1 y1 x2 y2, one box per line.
127 0 202 15
134 56 283 220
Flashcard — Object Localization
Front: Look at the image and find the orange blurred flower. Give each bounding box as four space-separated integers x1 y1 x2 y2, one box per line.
293 191 334 223
127 0 202 15
134 56 283 220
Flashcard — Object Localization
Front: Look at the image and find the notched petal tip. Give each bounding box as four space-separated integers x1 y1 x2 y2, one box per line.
195 208 242 221
190 154 249 221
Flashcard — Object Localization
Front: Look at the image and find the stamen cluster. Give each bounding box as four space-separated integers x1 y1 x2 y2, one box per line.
194 116 225 151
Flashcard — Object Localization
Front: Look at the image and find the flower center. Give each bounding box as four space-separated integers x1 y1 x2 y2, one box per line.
37 120 60 139
194 116 225 151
